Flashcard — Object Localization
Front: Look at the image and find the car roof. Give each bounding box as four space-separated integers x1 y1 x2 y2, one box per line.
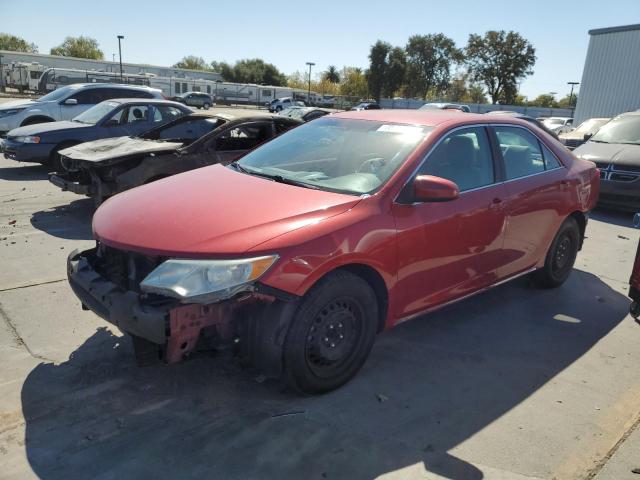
106 99 188 106
62 83 160 91
332 109 488 127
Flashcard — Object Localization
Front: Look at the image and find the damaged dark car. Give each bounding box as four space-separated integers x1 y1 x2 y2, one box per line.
49 113 302 205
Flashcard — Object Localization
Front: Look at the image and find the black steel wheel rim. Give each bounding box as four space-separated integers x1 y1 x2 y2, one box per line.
304 297 363 378
552 234 573 274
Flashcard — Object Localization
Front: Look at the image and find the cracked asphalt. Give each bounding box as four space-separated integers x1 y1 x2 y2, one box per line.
1 137 640 479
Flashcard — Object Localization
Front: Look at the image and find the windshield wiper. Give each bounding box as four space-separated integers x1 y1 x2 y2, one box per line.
229 163 319 190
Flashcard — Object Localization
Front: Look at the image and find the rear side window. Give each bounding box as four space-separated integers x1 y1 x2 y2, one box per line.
495 126 545 180
117 89 154 99
153 105 186 123
541 143 562 169
420 126 495 192
215 123 272 151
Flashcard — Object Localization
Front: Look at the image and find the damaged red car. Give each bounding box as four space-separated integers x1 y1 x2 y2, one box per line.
67 110 599 394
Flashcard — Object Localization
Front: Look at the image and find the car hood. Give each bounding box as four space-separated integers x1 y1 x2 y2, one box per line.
0 99 36 110
60 136 183 163
8 120 89 137
573 142 640 166
93 164 362 256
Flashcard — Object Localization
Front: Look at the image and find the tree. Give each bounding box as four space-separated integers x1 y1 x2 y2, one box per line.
528 93 558 108
367 40 391 102
211 61 235 81
404 34 463 99
340 67 369 98
323 65 340 83
468 84 487 104
465 30 536 104
383 47 406 98
557 93 577 109
50 36 103 60
232 58 287 86
173 55 209 71
0 33 37 53
444 74 469 102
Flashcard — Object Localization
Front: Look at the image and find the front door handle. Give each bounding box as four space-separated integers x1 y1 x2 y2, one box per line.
488 197 503 210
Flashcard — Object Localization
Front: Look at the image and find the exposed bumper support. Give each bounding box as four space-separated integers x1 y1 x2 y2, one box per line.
50 174 93 196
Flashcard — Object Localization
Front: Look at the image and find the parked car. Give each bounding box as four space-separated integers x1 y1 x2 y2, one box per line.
485 111 559 139
278 107 330 122
2 99 190 170
419 102 470 113
172 92 214 110
67 110 599 394
542 117 573 135
268 97 304 112
0 83 164 136
350 102 380 111
573 111 640 210
558 117 610 149
50 113 301 205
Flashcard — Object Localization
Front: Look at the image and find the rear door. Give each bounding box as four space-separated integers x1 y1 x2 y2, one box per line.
492 125 571 278
392 126 509 317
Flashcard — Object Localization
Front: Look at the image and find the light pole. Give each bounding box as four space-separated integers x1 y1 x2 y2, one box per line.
306 62 315 105
117 35 124 81
567 81 579 117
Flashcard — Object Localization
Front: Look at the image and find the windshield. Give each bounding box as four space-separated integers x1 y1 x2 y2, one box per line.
574 118 609 134
73 101 120 124
591 115 640 145
236 117 432 195
36 86 76 102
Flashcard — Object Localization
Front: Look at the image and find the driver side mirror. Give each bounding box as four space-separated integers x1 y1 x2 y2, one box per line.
413 175 459 203
63 98 78 105
583 133 593 142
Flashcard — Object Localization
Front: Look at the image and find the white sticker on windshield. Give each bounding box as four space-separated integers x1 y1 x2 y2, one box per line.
377 124 424 135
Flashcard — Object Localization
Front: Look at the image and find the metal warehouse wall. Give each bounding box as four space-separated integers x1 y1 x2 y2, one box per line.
574 25 640 124
0 50 223 82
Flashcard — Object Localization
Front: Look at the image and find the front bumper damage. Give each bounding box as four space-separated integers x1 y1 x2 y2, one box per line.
50 173 93 196
67 247 299 372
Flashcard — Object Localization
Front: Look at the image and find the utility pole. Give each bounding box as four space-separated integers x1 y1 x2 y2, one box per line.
0 53 4 93
306 62 315 106
117 35 124 82
567 81 579 117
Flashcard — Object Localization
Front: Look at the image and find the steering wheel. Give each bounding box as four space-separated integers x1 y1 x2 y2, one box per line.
356 157 386 174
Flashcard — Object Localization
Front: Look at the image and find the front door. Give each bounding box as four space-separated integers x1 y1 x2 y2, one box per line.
392 126 508 318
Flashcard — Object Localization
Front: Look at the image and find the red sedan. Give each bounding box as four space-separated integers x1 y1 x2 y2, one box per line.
68 110 599 394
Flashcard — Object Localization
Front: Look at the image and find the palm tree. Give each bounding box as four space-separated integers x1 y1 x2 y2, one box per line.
324 65 340 84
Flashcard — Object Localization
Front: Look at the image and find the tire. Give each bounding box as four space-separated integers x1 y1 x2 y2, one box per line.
283 270 378 394
276 106 282 112
203 102 211 110
48 143 76 173
532 217 580 288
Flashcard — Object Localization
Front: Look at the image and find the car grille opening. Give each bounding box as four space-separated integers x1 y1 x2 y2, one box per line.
95 244 162 292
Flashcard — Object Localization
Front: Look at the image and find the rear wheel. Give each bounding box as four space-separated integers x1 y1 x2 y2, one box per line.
203 102 211 110
283 271 378 394
532 217 580 288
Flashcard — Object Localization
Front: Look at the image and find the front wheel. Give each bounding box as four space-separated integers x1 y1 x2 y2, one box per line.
532 217 580 288
283 271 378 394
203 102 211 110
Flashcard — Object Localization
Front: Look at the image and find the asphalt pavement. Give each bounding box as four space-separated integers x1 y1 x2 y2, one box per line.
1 132 639 479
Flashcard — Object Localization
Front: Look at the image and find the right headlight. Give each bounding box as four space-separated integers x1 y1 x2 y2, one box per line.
140 255 278 303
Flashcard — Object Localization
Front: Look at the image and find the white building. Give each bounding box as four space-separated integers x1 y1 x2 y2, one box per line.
573 24 640 123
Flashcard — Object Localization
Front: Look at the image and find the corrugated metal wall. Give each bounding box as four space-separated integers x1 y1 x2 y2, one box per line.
574 27 640 123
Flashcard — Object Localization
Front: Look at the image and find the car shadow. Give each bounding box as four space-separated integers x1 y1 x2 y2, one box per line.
591 207 635 228
20 270 630 480
30 198 94 240
0 162 50 181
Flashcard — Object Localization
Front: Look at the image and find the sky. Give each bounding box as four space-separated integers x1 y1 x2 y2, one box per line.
2 0 639 99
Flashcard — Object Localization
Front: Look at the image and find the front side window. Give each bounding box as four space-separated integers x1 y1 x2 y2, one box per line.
419 127 494 192
495 126 545 180
237 118 432 195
